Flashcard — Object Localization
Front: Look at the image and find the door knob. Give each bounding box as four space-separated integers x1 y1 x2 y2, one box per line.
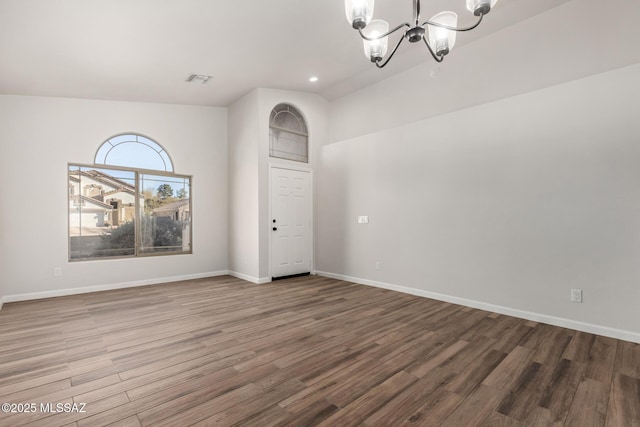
273 227 277 231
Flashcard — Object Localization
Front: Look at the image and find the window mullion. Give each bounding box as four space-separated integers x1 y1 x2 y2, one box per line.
135 170 140 256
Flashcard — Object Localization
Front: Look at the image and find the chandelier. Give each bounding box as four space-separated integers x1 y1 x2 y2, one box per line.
345 0 498 68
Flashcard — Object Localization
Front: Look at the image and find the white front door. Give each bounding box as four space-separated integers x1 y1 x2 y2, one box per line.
270 167 312 279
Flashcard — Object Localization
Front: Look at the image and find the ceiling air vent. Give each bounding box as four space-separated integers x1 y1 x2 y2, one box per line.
185 74 212 84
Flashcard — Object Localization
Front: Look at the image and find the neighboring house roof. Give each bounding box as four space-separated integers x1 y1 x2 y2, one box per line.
153 199 190 213
69 169 142 197
72 195 114 210
104 188 136 196
83 169 135 191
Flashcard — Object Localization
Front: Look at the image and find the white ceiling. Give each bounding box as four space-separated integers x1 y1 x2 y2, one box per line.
0 0 572 107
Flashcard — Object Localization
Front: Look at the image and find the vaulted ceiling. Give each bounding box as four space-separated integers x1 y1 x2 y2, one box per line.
0 0 588 107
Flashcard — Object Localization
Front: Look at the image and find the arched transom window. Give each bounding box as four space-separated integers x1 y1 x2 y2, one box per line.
95 133 173 172
269 103 308 163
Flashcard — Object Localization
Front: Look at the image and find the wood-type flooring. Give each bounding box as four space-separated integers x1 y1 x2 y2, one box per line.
0 275 638 426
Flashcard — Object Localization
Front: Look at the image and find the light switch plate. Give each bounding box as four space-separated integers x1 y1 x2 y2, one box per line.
357 216 369 224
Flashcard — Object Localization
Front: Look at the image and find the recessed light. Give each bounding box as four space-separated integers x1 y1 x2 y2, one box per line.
309 76 319 83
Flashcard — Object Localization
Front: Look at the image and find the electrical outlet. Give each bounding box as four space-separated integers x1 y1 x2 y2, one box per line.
571 289 583 303
375 261 381 271
54 267 62 277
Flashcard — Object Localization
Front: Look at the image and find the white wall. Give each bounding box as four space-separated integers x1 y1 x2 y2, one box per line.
228 90 261 281
317 63 640 342
0 95 228 302
329 0 640 144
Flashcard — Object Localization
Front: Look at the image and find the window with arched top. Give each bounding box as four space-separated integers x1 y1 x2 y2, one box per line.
269 103 308 163
68 133 191 261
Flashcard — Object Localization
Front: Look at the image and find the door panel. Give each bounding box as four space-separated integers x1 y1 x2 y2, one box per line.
294 236 304 264
271 167 311 279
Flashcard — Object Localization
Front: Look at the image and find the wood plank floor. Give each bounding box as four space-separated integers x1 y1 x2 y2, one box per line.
0 275 638 426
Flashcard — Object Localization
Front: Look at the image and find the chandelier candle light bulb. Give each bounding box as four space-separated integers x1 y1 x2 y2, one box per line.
345 0 374 29
428 12 458 57
345 0 497 67
467 0 498 16
363 20 389 62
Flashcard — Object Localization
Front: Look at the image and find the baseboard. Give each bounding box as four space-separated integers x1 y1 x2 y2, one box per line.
228 271 271 284
2 271 230 304
315 271 640 344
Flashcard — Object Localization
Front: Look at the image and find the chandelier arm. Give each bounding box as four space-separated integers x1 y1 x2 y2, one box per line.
358 22 411 41
422 37 444 63
375 34 406 69
421 12 484 32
